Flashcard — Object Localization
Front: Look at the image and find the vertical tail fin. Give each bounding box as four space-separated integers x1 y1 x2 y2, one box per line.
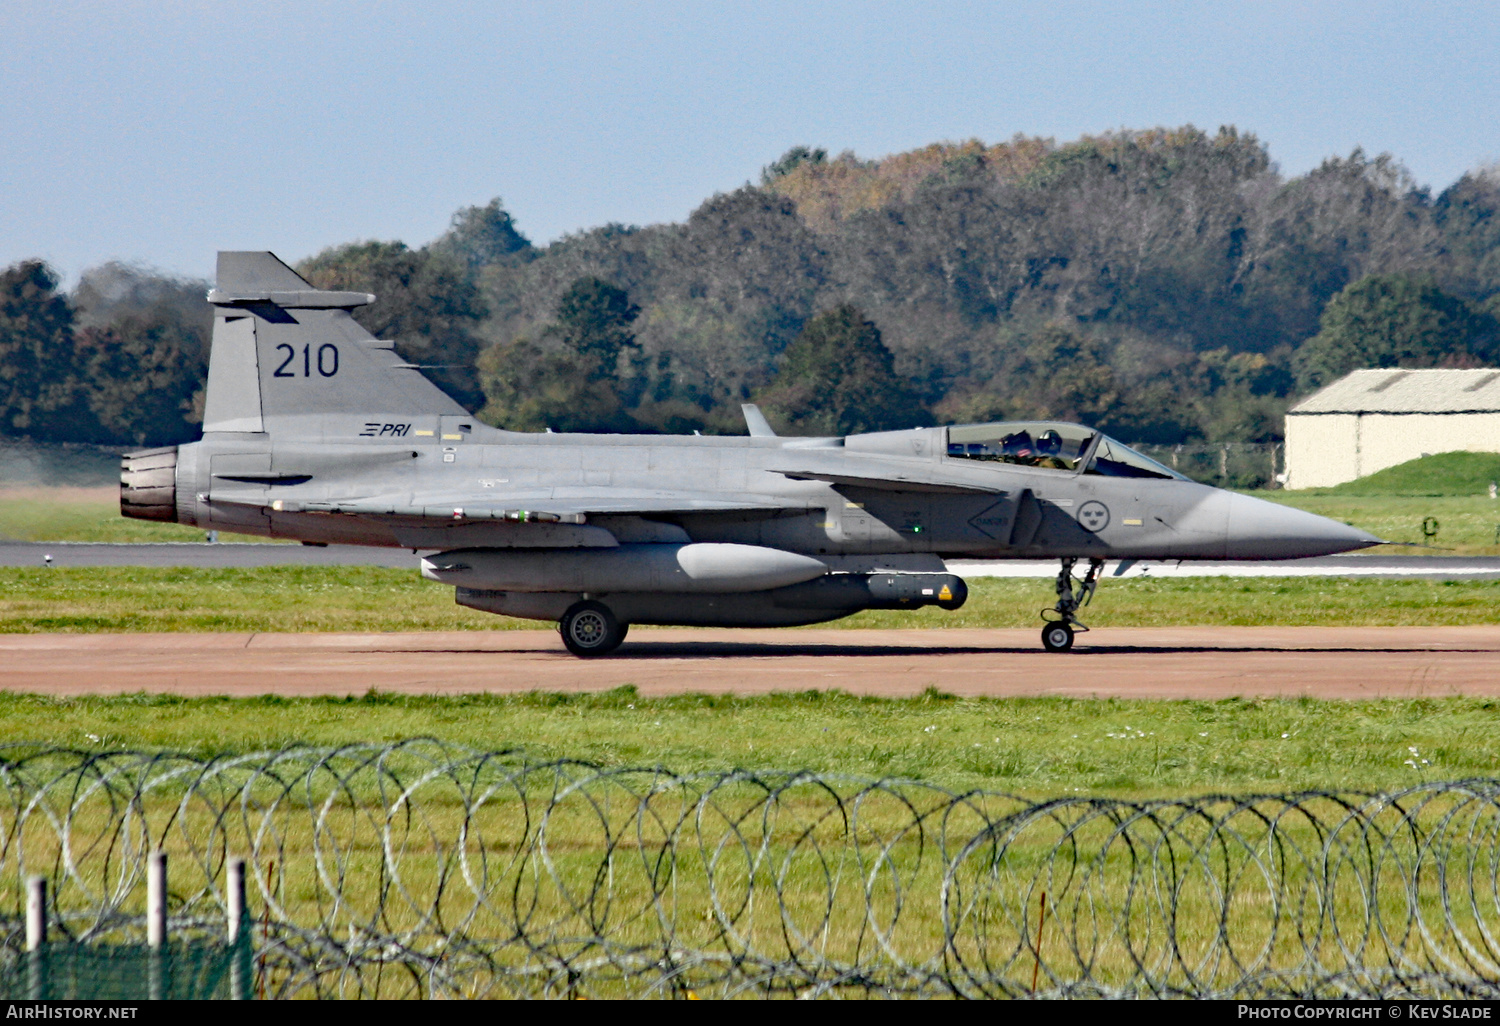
741 403 777 437
201 252 466 436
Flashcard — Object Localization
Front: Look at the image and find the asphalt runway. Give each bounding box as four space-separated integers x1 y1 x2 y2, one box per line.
3 626 1498 699
5 543 1500 578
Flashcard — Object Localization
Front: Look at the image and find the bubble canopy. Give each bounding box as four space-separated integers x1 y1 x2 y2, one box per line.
945 422 1187 480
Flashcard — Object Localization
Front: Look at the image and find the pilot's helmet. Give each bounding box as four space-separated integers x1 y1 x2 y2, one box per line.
1036 429 1063 456
1001 431 1034 457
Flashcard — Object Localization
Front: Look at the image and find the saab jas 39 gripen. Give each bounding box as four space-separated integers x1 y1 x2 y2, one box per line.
119 253 1381 657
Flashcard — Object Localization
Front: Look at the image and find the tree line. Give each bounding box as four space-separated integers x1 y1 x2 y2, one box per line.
5 126 1499 448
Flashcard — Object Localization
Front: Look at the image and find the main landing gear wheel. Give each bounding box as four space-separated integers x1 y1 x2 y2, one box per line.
1041 622 1075 653
560 601 628 658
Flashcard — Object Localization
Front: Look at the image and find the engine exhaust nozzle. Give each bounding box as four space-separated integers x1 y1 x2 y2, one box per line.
120 446 179 522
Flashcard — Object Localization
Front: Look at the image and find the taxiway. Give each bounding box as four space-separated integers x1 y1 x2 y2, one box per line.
2 626 1496 699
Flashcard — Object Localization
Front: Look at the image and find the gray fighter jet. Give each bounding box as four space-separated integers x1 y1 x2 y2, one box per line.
121 253 1381 656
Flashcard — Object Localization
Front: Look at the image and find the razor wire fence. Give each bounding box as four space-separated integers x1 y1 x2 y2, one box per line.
0 741 1498 999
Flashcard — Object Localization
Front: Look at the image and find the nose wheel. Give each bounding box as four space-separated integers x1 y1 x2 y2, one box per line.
559 600 628 657
1040 558 1104 653
1041 621 1075 652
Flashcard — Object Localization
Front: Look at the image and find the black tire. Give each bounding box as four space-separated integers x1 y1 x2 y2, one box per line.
560 601 627 658
1041 621 1074 653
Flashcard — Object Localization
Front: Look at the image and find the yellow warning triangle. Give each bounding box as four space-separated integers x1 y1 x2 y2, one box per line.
938 585 952 601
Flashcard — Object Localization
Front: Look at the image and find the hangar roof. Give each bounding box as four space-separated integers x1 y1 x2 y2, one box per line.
1289 368 1500 415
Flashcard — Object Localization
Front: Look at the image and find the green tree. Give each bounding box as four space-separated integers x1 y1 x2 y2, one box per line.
0 260 91 439
655 187 828 357
762 145 827 185
937 323 1243 444
76 317 205 446
71 261 212 347
1182 348 1293 442
299 241 488 407
553 276 641 365
465 128 1478 444
1435 168 1500 298
1240 151 1442 349
1294 275 1498 391
430 197 532 272
755 305 923 435
1001 324 1123 424
477 277 643 432
70 262 213 442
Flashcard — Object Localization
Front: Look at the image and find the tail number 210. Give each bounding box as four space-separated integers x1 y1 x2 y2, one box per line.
274 344 339 378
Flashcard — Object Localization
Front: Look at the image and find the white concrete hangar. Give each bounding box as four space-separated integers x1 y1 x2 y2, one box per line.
1284 368 1500 489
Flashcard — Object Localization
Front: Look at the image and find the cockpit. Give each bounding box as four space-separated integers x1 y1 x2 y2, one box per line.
947 422 1094 470
945 421 1186 480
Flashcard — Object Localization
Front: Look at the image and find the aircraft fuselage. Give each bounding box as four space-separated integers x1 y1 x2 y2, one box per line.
160 422 1367 565
119 251 1381 654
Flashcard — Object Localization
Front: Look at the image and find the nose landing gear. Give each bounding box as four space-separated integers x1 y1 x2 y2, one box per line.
1040 557 1104 652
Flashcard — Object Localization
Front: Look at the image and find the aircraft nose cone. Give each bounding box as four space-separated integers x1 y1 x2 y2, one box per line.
1223 492 1383 559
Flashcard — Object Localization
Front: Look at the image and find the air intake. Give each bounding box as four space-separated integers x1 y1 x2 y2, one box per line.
120 446 179 522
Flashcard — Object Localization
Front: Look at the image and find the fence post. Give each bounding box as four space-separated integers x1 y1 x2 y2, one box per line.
148 851 167 1000
26 876 47 1000
1219 444 1229 484
227 857 251 1001
26 876 46 951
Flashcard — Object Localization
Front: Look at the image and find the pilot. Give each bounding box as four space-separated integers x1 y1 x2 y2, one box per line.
1000 431 1036 465
1035 429 1070 470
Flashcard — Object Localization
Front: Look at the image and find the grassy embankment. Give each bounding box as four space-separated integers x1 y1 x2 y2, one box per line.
1259 451 1500 554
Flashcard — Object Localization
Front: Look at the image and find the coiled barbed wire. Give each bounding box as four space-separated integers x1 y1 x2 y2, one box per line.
0 741 1496 999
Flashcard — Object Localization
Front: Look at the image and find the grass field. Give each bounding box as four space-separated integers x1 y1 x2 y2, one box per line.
0 566 1490 800
1260 492 1500 553
0 689 1489 798
0 566 1497 632
1258 451 1500 553
0 487 276 543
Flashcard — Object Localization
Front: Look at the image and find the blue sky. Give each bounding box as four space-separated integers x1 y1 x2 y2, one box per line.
3 0 1496 283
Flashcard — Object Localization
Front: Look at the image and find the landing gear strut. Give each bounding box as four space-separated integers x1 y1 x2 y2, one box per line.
1040 558 1104 652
